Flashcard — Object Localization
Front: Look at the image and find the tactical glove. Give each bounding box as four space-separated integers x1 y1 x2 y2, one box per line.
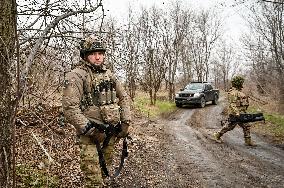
81 121 106 142
117 121 130 138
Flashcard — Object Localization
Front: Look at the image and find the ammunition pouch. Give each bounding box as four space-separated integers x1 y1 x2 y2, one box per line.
100 103 121 125
95 80 117 106
80 78 118 111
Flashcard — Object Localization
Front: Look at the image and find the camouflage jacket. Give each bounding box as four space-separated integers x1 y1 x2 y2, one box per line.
228 87 249 116
62 60 131 134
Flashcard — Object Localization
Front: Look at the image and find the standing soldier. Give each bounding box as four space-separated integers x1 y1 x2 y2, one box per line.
213 76 256 146
62 35 132 187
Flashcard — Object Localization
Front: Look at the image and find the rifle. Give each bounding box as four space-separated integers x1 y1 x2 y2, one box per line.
82 121 130 178
221 113 265 126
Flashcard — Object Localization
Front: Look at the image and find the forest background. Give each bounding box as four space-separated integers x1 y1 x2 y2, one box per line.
0 0 283 187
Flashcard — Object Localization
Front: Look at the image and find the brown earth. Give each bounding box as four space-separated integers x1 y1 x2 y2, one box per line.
110 97 284 188
15 97 284 187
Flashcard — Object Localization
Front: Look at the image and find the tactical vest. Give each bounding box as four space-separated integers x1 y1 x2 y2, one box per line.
229 89 249 113
236 92 249 107
73 65 121 125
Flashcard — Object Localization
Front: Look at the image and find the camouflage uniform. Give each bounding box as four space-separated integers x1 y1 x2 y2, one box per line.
62 37 131 187
214 84 254 146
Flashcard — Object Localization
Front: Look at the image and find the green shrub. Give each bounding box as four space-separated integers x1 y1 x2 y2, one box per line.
264 114 284 137
156 100 176 114
248 107 284 137
134 95 175 118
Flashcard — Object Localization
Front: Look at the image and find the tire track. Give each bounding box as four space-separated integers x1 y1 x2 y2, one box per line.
166 99 284 187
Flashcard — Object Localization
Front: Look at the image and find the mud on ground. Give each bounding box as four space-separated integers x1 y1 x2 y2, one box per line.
15 98 284 187
111 99 284 188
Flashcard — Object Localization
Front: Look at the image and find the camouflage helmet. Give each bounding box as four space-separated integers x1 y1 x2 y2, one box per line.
80 35 106 59
231 76 245 90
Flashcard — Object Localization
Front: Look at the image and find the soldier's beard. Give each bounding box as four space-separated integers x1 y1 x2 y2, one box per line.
91 63 103 70
84 57 104 70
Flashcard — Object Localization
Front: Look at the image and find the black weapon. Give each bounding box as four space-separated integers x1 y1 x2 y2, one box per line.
82 121 129 178
221 113 265 126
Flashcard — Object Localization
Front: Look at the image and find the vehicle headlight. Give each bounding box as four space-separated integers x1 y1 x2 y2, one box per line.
175 93 180 97
194 93 201 97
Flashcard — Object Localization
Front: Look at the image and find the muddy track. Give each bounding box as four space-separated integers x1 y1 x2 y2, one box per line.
165 98 284 188
110 98 284 188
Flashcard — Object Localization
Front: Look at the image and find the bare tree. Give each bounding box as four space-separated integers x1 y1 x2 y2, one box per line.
115 1 224 101
116 7 142 100
243 1 284 113
16 0 105 108
0 0 17 186
137 6 167 104
165 1 191 101
0 1 104 185
189 9 222 82
214 40 237 91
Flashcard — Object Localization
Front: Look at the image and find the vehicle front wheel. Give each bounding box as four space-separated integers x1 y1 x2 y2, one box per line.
212 94 218 105
176 103 182 108
199 97 206 108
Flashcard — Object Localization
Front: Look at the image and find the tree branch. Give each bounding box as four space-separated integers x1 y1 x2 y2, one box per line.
261 0 284 4
18 4 102 102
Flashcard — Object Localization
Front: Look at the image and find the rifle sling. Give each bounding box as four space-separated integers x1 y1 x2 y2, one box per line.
96 130 129 179
94 139 109 177
83 122 129 178
114 137 128 178
95 136 129 178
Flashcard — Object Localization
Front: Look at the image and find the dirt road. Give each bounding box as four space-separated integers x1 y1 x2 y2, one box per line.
110 98 284 188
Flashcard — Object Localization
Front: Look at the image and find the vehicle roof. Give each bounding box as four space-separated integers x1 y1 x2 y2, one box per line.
189 81 210 84
190 81 208 83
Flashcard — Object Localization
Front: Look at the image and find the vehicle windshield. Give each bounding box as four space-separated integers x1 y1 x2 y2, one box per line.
185 83 204 90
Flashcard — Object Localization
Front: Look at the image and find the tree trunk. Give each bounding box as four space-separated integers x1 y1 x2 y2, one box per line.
0 0 17 187
279 71 284 115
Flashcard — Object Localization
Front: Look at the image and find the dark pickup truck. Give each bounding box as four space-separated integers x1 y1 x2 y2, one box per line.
175 82 219 108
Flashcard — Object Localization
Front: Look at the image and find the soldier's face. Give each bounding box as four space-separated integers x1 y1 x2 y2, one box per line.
87 51 105 66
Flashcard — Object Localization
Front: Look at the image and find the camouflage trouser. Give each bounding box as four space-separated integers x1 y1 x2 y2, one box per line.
219 122 251 139
79 135 117 188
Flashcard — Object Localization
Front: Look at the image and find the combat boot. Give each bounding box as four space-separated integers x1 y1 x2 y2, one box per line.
244 137 257 147
213 132 223 143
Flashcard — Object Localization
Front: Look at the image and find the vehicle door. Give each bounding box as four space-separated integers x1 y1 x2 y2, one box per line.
204 84 213 101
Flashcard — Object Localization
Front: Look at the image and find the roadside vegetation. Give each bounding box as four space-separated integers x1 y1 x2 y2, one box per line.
256 112 284 143
248 105 284 144
133 91 176 118
1 0 284 186
134 90 284 144
265 114 284 136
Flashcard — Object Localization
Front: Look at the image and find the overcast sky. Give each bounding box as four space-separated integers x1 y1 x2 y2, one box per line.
102 0 249 45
